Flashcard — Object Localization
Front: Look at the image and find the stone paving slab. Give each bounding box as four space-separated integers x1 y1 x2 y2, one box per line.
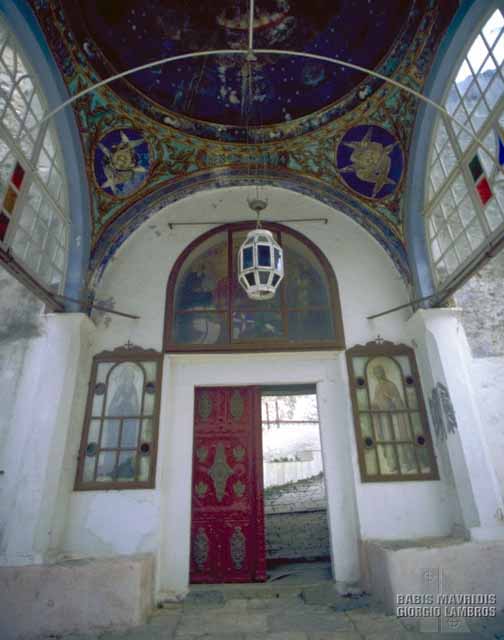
175 611 269 637
267 607 354 634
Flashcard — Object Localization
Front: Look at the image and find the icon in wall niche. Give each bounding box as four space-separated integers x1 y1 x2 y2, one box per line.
336 124 403 199
94 128 150 197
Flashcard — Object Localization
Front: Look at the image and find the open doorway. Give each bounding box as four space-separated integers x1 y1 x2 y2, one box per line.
261 386 331 574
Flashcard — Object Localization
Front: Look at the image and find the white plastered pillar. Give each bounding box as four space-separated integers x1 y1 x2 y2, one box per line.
0 313 94 565
408 309 504 541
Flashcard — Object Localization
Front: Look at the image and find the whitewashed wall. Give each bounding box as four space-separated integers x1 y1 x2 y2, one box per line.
472 356 504 499
55 187 459 593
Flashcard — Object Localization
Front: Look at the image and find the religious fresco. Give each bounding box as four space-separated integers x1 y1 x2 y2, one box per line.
60 0 417 137
169 225 339 347
94 128 151 197
26 0 458 289
336 125 403 199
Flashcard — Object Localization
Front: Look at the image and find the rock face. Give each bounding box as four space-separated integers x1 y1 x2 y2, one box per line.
455 250 504 358
264 473 330 561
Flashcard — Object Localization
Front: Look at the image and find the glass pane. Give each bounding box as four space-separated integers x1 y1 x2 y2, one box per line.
116 452 136 481
391 414 412 441
288 309 334 341
143 390 155 415
96 362 113 384
96 451 117 482
174 312 227 344
418 447 432 474
142 361 156 382
91 393 104 417
284 233 330 307
139 456 151 482
397 444 418 474
174 231 228 310
257 244 271 266
141 418 153 443
372 414 394 441
232 311 283 340
121 418 140 448
87 419 101 445
243 246 253 269
356 389 369 411
405 385 419 410
483 10 504 48
377 445 399 475
359 413 373 438
364 448 378 475
351 356 368 378
105 362 144 416
410 412 424 438
101 419 120 448
366 356 406 409
83 456 95 482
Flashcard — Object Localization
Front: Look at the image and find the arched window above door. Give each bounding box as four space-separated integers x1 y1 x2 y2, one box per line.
164 223 345 352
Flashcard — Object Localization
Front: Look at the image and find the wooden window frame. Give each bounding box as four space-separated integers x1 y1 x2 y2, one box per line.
74 344 163 491
163 222 345 352
346 340 439 483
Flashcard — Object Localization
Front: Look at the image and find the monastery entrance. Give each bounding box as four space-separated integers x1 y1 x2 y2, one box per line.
189 386 267 583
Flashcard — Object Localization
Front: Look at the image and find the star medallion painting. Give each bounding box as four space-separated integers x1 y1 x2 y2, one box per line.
336 125 403 199
94 128 150 197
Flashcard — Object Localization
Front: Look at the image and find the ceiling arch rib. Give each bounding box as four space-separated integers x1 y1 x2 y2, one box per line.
88 170 409 291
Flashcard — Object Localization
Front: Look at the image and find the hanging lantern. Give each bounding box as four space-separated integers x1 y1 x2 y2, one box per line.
238 199 284 300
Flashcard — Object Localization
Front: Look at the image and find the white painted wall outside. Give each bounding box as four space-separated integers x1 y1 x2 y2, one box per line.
472 356 504 499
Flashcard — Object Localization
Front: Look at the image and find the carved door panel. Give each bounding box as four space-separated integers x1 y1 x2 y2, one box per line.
190 386 266 583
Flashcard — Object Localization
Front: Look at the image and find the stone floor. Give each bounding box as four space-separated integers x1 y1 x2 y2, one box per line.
39 563 504 640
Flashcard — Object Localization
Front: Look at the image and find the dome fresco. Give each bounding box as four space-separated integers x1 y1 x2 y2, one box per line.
27 0 458 283
62 0 416 135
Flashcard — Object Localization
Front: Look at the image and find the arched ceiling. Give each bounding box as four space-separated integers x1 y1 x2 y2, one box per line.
61 0 415 139
27 0 458 287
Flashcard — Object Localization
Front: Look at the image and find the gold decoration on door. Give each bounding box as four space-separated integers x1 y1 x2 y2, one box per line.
196 446 208 462
230 526 246 570
230 390 244 420
233 480 245 497
193 527 209 569
208 443 233 502
195 481 208 498
198 392 212 420
233 445 245 461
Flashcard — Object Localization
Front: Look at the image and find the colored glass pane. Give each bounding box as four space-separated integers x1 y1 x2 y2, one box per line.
3 186 17 213
468 154 483 182
498 134 504 167
11 162 24 189
476 177 492 205
0 212 9 241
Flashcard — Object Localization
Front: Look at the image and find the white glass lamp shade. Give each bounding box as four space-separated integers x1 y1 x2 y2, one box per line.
238 228 284 300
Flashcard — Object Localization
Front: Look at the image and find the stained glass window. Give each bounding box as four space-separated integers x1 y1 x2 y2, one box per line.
75 347 162 490
426 8 504 289
0 18 68 292
347 342 438 482
166 223 344 351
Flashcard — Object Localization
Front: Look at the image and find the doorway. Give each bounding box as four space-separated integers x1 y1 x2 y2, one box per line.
261 386 331 569
189 383 330 584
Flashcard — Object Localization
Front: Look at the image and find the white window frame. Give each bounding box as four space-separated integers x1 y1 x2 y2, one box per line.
425 7 504 291
0 16 69 294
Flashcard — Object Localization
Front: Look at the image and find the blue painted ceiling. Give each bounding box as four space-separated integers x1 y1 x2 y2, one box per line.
63 0 416 131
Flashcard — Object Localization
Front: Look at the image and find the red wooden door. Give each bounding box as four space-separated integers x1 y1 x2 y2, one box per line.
190 386 266 583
